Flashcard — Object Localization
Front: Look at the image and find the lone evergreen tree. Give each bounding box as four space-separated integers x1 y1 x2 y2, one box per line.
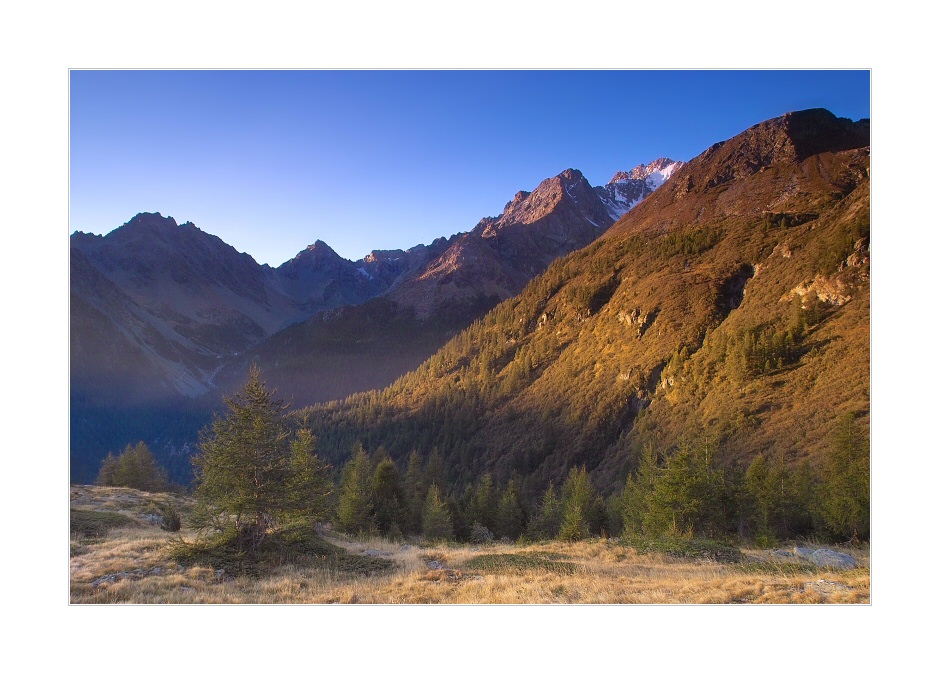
620 442 661 536
526 482 563 540
191 365 331 551
494 480 525 540
468 473 498 532
561 466 604 537
336 443 375 535
372 457 406 536
402 450 426 535
422 485 453 542
820 413 870 541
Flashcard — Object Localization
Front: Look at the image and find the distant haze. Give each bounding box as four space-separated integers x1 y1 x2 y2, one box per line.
69 70 870 266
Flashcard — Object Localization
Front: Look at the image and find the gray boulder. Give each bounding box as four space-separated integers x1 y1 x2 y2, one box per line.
793 546 856 569
809 548 857 569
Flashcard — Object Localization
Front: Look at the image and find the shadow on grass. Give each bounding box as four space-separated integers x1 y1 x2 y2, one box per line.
464 550 578 575
170 524 397 578
70 508 139 538
620 536 743 564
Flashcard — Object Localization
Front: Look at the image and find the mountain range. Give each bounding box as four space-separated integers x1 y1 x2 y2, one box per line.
70 159 682 482
71 107 870 499
301 108 870 497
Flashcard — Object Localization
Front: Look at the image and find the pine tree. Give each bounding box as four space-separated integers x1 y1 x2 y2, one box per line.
558 504 588 542
645 438 735 538
468 473 498 532
96 441 167 492
744 455 780 544
605 492 624 538
191 365 329 551
526 482 563 540
646 441 707 536
372 457 406 536
788 460 822 537
96 452 119 487
402 450 426 535
285 423 332 526
422 485 453 542
336 443 375 535
561 467 604 537
621 442 660 536
494 480 525 540
424 448 446 490
820 413 870 541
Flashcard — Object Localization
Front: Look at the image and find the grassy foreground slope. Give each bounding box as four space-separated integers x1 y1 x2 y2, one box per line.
70 486 868 604
306 109 870 496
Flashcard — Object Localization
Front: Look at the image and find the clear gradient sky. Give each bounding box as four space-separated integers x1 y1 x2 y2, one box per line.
69 70 870 266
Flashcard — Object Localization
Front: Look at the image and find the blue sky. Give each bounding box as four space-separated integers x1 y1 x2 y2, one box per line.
70 70 870 266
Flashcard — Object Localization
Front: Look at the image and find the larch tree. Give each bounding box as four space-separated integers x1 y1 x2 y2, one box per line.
335 443 375 535
820 413 870 541
191 365 331 551
372 457 406 537
96 441 167 492
422 485 453 542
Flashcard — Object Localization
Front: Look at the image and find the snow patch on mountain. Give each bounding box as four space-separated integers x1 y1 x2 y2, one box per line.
596 158 683 221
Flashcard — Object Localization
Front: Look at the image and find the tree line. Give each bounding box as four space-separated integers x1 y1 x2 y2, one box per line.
331 416 867 545
100 366 868 551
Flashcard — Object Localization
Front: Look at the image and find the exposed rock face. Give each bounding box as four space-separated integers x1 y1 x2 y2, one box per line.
391 168 617 319
600 158 684 220
396 163 685 319
605 109 870 240
357 239 453 290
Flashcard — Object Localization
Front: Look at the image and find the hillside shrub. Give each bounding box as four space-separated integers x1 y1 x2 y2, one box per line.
469 523 494 544
70 509 137 538
160 502 182 532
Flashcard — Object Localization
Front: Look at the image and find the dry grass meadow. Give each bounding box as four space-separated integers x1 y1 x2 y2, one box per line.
69 485 869 605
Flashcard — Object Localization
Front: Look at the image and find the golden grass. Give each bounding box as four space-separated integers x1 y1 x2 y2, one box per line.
70 486 869 604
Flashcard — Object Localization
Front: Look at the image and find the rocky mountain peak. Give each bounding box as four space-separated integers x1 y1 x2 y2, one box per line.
655 109 870 203
596 158 683 221
558 168 585 183
292 239 342 262
609 158 683 184
307 239 333 252
125 212 179 231
700 109 869 173
776 108 870 161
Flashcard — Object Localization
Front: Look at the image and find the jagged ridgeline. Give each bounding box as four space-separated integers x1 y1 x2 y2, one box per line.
305 109 870 498
71 157 678 483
